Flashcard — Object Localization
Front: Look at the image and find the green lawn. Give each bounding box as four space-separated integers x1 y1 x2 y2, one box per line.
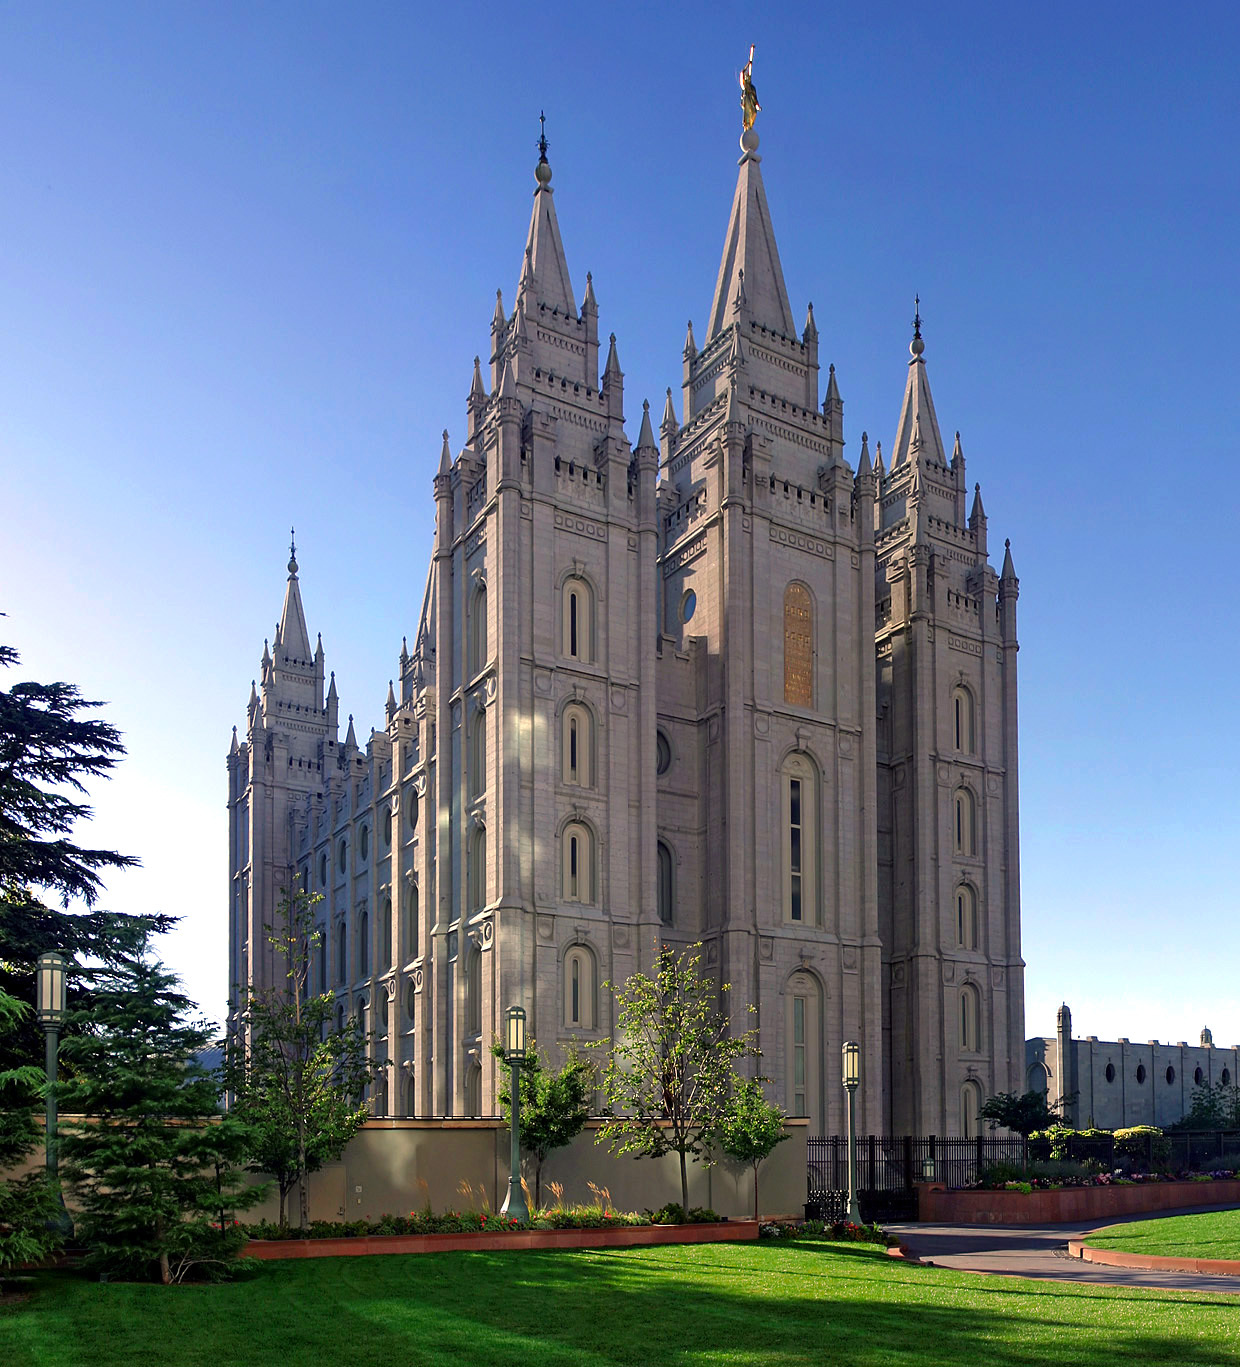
1088 1208 1240 1260
4 1241 1240 1366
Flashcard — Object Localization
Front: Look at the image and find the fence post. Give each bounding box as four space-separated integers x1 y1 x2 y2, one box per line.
929 1133 937 1184
975 1132 983 1175
1022 1134 1029 1170
903 1134 913 1190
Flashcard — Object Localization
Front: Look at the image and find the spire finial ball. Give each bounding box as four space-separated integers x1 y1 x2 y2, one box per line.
740 128 760 154
535 158 552 186
910 335 925 358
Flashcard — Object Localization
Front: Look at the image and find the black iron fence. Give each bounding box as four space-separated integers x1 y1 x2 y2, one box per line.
807 1130 1240 1221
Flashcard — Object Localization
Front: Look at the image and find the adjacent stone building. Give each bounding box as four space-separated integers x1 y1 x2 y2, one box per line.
1028 1005 1238 1130
227 112 1026 1136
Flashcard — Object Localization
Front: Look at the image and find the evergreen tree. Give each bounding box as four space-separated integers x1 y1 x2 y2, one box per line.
594 943 759 1216
0 644 170 1075
491 1040 592 1205
716 1078 788 1222
58 940 263 1284
223 885 381 1230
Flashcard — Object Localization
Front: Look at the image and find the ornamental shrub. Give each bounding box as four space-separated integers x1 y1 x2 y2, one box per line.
1114 1125 1171 1168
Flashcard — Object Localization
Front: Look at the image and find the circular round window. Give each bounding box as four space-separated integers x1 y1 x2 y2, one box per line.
681 589 696 623
656 730 671 775
1105 1063 1115 1083
1136 1064 1147 1084
1166 1065 1175 1085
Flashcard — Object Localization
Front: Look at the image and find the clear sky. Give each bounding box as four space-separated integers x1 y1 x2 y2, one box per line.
3 4 1237 1050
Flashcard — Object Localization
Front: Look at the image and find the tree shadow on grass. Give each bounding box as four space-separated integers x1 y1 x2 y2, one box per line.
10 1246 1240 1367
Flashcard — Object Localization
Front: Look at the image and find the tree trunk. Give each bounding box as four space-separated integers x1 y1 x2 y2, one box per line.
297 1116 309 1231
679 1148 689 1216
156 1215 170 1285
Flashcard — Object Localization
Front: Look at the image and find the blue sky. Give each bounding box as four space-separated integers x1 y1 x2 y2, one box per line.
3 4 1237 1049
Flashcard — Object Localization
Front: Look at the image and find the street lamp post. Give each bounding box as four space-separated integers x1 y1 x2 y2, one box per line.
499 1005 529 1222
36 951 74 1237
842 1040 861 1224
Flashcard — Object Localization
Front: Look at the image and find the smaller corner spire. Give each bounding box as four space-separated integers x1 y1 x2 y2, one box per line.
439 429 452 475
803 301 818 342
969 481 986 525
327 670 338 702
661 386 678 433
635 398 656 451
497 354 518 401
1001 537 1017 581
345 713 357 749
683 319 697 359
582 270 597 314
604 332 622 379
469 355 486 403
229 724 239 756
386 679 397 721
492 288 506 333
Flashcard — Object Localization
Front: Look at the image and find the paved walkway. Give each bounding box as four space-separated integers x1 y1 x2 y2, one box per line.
887 1205 1240 1295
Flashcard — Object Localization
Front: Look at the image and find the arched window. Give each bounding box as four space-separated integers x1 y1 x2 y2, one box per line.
656 729 671 775
956 884 978 950
564 946 596 1030
356 995 369 1035
562 821 594 903
952 685 976 754
786 971 822 1128
470 825 487 910
373 1074 388 1118
657 841 674 925
466 949 482 1036
357 907 369 977
379 990 390 1035
469 709 486 798
563 576 594 663
960 1080 983 1138
954 787 977 857
782 753 818 924
338 838 347 875
381 896 393 970
408 790 419 833
562 703 594 787
783 582 813 706
1105 1062 1116 1083
405 882 419 960
1223 1067 1232 1086
317 925 327 993
299 864 311 897
337 921 347 984
405 979 416 1023
469 581 488 678
360 825 369 861
319 852 328 887
1027 1062 1049 1096
960 983 981 1053
465 1063 482 1117
406 1072 417 1118
336 1001 345 1033
1195 1066 1204 1086
383 808 393 849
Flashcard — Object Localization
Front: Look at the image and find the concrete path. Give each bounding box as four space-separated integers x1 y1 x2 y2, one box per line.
887 1205 1240 1295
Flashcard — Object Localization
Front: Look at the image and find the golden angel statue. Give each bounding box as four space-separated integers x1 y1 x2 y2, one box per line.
740 44 761 131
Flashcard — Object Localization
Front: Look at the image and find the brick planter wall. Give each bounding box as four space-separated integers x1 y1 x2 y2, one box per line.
243 1220 759 1259
918 1179 1240 1225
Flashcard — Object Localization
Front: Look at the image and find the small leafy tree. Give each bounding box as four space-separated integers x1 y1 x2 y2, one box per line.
223 885 382 1230
716 1078 788 1222
1169 1080 1240 1132
491 1040 592 1206
978 1089 1061 1137
58 940 263 1283
593 943 758 1216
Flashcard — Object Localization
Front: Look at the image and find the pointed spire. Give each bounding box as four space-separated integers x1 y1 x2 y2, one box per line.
952 430 964 466
890 306 948 470
803 301 818 342
277 533 312 660
315 631 324 662
497 354 518 401
439 430 452 475
683 320 697 360
604 332 622 381
344 713 358 749
706 126 796 341
969 482 986 525
400 635 409 665
661 387 678 433
581 271 597 315
858 431 872 476
1001 538 1017 581
519 114 575 315
824 362 841 410
327 671 338 703
248 679 258 713
229 725 239 756
262 638 271 671
635 399 656 451
492 288 506 333
386 680 397 721
874 441 885 483
469 355 486 403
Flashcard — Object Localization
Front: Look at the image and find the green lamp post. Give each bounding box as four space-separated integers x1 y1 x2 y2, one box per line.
499 1005 529 1222
36 951 74 1237
842 1040 862 1224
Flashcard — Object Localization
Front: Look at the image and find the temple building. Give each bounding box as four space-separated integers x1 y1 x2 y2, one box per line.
227 106 1025 1136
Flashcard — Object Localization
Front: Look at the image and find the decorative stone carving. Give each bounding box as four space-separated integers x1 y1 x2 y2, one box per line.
537 915 555 941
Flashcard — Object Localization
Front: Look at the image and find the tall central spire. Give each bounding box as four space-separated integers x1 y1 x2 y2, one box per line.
706 125 795 342
277 528 312 661
518 116 575 316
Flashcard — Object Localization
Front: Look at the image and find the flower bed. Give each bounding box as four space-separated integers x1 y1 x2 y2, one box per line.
242 1220 757 1259
919 1177 1240 1226
759 1219 893 1247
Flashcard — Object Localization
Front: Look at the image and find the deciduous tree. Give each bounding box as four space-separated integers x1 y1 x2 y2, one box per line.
716 1078 787 1221
491 1041 591 1206
593 943 758 1216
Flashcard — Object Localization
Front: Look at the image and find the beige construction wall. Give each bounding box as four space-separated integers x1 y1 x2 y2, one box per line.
245 1118 809 1224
